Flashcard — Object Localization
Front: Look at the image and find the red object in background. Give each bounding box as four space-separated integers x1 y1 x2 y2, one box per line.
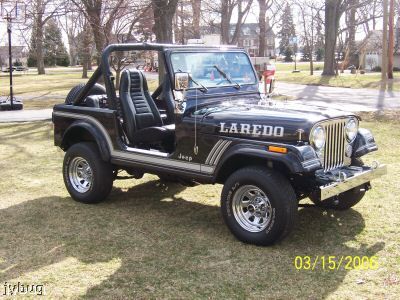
210 70 215 81
263 66 276 84
261 65 276 94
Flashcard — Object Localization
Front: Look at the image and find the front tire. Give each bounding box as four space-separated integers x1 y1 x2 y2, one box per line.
63 142 113 204
221 167 297 246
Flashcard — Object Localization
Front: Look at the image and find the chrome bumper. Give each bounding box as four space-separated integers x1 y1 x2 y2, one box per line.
320 164 387 201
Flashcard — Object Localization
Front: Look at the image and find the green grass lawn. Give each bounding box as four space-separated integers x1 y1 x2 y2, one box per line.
0 117 399 298
276 71 400 91
1 64 398 111
0 69 158 110
274 62 400 91
274 61 324 72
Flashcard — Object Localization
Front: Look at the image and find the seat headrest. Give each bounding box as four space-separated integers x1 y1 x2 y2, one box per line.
119 69 149 94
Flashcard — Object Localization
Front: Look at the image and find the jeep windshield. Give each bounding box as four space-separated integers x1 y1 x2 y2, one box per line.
170 51 257 89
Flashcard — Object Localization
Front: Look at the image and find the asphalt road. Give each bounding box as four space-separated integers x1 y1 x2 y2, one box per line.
275 82 400 112
1 82 399 122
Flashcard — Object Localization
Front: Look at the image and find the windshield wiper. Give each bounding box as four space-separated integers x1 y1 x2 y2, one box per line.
177 69 208 93
213 65 240 89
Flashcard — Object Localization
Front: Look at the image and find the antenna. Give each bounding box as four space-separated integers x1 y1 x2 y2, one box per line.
0 0 25 110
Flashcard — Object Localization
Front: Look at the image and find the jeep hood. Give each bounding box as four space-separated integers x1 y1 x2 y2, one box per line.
198 101 356 143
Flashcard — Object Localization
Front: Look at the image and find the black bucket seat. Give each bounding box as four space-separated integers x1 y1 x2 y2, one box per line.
119 69 175 150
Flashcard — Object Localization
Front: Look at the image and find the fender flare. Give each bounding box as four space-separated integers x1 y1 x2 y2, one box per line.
61 120 111 161
213 143 321 181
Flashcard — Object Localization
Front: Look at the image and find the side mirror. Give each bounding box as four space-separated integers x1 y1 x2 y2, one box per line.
174 72 190 91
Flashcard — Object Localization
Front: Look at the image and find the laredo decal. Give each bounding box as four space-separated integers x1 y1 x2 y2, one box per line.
219 122 284 137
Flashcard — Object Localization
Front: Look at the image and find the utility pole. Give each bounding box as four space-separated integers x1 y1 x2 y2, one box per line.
1 1 23 110
7 17 14 109
381 0 388 80
387 0 395 79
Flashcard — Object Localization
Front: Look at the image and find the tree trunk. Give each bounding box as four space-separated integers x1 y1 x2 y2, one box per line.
220 1 231 44
81 25 91 79
230 0 253 45
381 0 388 80
115 69 121 89
191 0 201 38
35 19 45 75
322 0 341 76
310 52 314 75
152 0 179 82
67 33 78 66
347 0 358 67
387 0 394 79
152 0 179 43
258 0 266 57
179 1 185 44
86 9 105 64
82 60 88 79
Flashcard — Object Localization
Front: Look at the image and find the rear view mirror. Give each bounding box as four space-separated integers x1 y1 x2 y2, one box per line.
174 72 190 91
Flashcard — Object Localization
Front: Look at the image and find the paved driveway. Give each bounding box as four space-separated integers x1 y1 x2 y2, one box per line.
275 82 400 112
0 108 52 123
1 81 399 122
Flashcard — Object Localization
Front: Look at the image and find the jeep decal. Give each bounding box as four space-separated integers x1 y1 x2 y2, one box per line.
219 122 284 137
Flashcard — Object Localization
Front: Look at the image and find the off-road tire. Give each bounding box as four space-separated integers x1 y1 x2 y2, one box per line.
309 158 366 210
65 83 106 104
63 142 113 204
221 167 297 246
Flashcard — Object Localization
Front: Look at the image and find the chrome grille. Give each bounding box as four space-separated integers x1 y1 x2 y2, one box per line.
321 119 347 172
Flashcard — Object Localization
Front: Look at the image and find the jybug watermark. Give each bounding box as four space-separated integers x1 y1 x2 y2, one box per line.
3 282 45 296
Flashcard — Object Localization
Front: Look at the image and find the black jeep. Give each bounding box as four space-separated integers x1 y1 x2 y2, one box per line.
53 43 386 245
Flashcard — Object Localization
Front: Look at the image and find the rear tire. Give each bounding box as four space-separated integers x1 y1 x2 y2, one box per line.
65 83 106 104
221 167 297 246
63 142 113 204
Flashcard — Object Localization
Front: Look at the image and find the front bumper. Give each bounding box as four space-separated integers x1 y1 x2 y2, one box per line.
319 164 387 201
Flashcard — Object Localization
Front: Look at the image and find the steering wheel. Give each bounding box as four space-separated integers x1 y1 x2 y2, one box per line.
151 82 163 99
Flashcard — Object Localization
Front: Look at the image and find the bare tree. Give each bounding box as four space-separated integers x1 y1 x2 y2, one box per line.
341 0 358 70
109 4 152 87
297 0 323 75
257 0 273 56
71 0 146 61
322 0 373 75
191 0 202 38
203 0 253 44
25 0 64 74
152 0 179 42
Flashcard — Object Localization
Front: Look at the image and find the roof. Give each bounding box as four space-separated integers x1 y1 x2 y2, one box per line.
358 30 382 53
0 46 26 57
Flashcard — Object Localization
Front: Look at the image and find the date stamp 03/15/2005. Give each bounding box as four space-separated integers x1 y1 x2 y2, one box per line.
3 282 45 296
294 256 379 271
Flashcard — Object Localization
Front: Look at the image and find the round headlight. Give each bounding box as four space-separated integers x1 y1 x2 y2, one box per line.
346 118 358 142
311 126 325 150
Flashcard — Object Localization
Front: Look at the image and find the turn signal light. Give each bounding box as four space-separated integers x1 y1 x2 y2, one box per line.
268 146 288 154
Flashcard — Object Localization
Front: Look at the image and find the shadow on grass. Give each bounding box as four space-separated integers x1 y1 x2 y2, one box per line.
0 179 385 298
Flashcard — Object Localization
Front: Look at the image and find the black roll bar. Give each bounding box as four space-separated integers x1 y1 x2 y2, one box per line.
72 42 238 109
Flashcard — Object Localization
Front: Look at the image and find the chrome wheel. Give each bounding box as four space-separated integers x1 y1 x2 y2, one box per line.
232 185 272 232
68 157 93 193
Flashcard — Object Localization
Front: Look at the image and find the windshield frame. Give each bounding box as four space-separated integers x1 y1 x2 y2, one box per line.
166 49 258 91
